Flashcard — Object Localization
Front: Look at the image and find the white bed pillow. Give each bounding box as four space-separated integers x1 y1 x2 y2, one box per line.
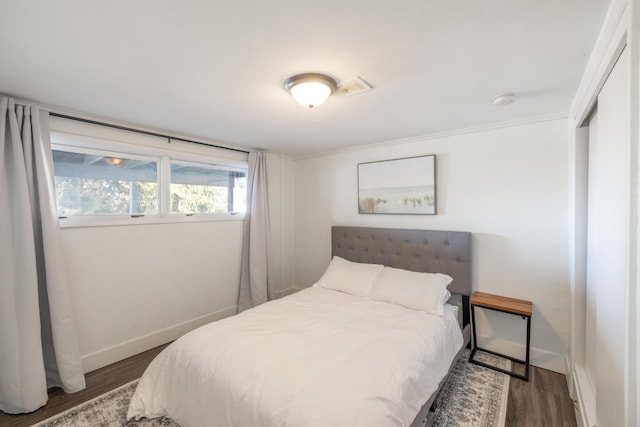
370 267 453 315
316 256 384 297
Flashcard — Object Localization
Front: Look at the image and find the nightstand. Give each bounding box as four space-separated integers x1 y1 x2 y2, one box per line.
469 291 532 381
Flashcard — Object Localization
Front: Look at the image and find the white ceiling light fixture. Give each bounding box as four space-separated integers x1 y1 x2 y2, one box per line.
105 157 124 166
284 73 338 109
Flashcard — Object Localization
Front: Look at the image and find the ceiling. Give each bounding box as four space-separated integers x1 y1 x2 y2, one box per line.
0 1 610 157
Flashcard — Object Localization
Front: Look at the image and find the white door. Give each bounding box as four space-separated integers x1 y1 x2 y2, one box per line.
586 47 630 427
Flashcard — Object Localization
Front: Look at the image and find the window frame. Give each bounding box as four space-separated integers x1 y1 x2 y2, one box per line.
168 159 247 216
52 144 162 220
51 130 247 228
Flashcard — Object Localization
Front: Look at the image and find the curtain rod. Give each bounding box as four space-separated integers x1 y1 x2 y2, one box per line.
49 112 251 155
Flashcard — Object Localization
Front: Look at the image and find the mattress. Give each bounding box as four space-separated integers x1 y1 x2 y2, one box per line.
127 286 463 427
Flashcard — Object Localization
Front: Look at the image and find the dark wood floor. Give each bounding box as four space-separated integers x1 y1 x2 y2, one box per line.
0 346 576 427
0 344 168 427
506 362 577 427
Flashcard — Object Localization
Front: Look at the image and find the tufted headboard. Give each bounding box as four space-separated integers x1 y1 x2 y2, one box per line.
331 226 472 296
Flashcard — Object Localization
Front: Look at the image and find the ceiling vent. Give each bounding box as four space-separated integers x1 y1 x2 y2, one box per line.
334 76 373 98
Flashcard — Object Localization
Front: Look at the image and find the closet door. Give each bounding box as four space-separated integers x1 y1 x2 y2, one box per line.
586 47 629 427
584 114 598 399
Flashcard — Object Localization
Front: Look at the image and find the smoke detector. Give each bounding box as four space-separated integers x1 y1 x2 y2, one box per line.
334 76 374 98
492 93 515 106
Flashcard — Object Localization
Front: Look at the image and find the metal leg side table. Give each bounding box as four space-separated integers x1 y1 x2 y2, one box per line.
469 291 532 381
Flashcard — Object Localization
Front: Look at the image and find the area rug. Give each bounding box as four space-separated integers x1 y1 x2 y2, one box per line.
34 349 509 427
423 349 511 427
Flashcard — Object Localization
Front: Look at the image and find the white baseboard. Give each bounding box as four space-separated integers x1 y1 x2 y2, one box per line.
81 305 237 373
475 334 567 374
571 365 596 427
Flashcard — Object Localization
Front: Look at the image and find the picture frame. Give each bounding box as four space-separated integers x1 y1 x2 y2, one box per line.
357 154 436 215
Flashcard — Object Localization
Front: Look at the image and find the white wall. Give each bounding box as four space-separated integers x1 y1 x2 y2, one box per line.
293 118 570 372
62 220 243 372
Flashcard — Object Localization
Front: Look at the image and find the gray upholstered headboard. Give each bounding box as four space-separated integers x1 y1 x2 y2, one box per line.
331 226 471 296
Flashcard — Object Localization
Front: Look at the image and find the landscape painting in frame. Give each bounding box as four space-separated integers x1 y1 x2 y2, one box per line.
358 155 436 215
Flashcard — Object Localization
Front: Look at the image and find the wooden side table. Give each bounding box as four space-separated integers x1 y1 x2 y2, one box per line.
469 291 532 381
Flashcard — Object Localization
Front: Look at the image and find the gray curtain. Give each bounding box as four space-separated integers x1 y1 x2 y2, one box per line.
0 98 85 414
237 151 270 313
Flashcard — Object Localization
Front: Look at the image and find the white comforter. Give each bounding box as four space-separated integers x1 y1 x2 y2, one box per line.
127 286 463 427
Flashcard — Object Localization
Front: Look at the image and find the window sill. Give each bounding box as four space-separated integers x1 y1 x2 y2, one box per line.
58 213 245 229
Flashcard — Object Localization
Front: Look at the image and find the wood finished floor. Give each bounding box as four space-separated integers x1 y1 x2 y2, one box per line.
0 345 577 427
506 362 577 427
0 344 168 427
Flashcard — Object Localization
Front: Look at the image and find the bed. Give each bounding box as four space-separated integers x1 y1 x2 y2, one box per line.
127 226 472 427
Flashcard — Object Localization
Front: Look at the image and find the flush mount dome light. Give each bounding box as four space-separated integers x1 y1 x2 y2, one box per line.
105 157 124 166
284 73 338 109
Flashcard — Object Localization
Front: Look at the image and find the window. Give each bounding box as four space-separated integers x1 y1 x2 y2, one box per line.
53 149 159 216
170 161 246 214
50 129 248 225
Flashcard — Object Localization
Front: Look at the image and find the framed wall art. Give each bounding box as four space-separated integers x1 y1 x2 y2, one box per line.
357 154 436 215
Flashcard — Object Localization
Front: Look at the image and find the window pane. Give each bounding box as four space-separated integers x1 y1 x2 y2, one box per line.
170 162 247 214
53 150 158 215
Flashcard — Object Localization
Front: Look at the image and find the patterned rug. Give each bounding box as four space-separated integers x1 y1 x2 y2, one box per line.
424 349 510 427
34 349 509 427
